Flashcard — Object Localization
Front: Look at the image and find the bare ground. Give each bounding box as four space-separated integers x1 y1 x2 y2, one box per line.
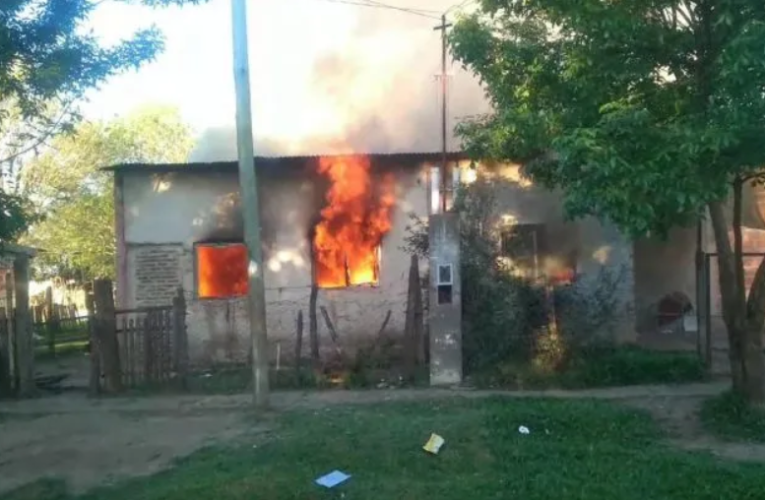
1 381 762 496
622 393 765 462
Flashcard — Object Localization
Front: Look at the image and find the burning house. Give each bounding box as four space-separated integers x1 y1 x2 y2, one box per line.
107 152 696 367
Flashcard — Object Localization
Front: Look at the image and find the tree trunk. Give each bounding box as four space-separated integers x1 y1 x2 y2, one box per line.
710 185 765 403
726 321 747 394
93 279 122 393
744 324 765 402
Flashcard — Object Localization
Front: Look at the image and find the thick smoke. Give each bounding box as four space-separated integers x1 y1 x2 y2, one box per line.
190 0 489 161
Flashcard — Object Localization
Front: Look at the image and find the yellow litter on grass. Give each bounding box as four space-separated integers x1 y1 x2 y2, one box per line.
423 433 445 454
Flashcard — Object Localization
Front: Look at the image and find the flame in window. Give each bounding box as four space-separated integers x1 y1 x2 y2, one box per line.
196 244 248 298
313 155 396 288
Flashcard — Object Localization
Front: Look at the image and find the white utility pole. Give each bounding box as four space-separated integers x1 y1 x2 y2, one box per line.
230 0 269 408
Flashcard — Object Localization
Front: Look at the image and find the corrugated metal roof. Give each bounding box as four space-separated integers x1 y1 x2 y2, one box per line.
102 151 467 174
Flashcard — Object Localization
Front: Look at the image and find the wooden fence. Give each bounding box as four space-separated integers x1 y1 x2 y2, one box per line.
0 314 16 397
34 315 90 356
32 288 89 356
115 306 184 389
30 303 81 324
91 282 189 394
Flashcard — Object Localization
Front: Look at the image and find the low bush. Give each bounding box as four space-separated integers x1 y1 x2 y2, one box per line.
404 178 640 382
471 344 706 389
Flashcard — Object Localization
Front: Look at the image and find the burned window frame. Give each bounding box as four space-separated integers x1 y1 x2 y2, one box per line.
193 241 249 300
311 241 384 290
500 223 546 280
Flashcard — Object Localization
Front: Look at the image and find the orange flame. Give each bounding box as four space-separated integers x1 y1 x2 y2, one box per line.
196 244 248 298
313 155 396 288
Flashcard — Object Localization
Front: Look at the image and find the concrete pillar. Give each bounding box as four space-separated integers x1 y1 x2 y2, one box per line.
4 271 15 391
428 213 462 386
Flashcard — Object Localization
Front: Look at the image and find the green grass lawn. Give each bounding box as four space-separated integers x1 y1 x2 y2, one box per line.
4 397 765 500
701 391 765 443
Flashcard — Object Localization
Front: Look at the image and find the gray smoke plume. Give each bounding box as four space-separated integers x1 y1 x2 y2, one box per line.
190 0 489 161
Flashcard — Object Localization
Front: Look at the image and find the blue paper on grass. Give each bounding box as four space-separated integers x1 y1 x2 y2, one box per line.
315 470 351 488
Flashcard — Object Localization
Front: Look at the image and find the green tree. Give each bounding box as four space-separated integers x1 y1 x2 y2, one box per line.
0 0 207 242
450 0 765 402
21 105 194 280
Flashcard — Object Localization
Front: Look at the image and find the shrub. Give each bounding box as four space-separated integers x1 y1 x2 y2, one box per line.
404 179 550 373
403 178 622 376
535 266 628 372
474 345 706 389
563 344 705 387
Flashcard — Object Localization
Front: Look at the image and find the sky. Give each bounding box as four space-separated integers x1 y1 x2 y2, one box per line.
83 0 488 159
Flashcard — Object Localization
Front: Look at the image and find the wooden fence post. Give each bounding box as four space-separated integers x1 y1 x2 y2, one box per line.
0 310 10 397
309 284 319 365
404 255 425 380
172 287 188 390
84 282 100 397
5 271 16 392
93 279 122 393
144 312 155 383
412 260 425 365
295 310 303 376
44 286 56 356
13 254 34 397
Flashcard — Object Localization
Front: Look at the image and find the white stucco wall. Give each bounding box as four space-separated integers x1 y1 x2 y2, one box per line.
632 227 697 333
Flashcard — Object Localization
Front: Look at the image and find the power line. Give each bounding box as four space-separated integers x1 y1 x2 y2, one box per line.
362 0 441 14
311 0 441 19
446 0 477 14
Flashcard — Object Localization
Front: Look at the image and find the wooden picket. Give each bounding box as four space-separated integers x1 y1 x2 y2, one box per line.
114 302 186 390
89 283 188 394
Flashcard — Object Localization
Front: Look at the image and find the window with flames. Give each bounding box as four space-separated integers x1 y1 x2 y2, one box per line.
501 224 545 280
500 224 576 285
311 155 394 289
195 243 248 299
313 244 383 289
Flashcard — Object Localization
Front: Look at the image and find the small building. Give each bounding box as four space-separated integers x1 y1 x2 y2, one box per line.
105 153 694 367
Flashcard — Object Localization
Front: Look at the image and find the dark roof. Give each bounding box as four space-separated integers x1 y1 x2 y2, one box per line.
102 151 467 174
0 243 37 257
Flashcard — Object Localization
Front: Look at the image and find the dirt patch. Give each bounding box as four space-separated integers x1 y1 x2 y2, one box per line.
0 406 260 495
622 394 765 462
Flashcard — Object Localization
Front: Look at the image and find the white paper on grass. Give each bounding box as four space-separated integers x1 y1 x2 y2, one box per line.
315 470 351 488
518 426 530 435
